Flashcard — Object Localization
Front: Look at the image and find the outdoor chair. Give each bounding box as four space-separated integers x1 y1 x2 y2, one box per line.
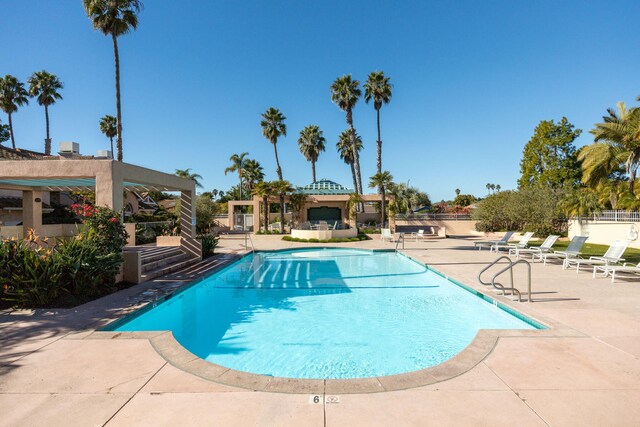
593 261 640 283
491 232 534 253
317 223 329 231
474 231 514 251
509 235 559 258
411 229 426 242
381 228 393 242
532 236 588 265
268 222 282 232
564 239 630 273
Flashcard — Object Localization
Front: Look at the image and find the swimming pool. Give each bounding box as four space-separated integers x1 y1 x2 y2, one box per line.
112 248 540 379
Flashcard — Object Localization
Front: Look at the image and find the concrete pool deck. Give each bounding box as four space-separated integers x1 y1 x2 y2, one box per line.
2 235 640 426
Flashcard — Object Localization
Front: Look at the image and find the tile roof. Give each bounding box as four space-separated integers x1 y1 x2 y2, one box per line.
0 146 46 160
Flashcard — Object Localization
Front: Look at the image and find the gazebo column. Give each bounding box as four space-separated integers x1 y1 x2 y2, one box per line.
22 190 43 237
252 197 260 232
179 186 202 259
95 169 123 211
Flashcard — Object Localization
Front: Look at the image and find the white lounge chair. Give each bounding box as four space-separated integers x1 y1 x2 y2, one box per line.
474 231 514 251
268 222 282 232
509 235 559 258
594 261 640 283
381 228 393 242
411 229 426 241
491 232 534 253
532 236 588 266
564 239 630 273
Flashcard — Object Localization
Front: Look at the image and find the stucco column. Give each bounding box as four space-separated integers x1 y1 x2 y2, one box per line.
180 189 196 239
22 190 43 237
95 166 123 212
253 197 260 233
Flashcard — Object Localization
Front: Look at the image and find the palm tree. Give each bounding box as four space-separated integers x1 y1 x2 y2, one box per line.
495 184 501 192
486 183 491 195
271 179 294 233
175 168 203 188
298 125 326 182
583 101 640 194
490 183 496 193
99 115 117 155
83 0 143 162
337 130 363 195
369 171 394 227
331 74 363 195
0 75 29 149
243 159 264 194
253 181 274 232
364 71 392 175
224 152 248 199
260 107 287 181
455 188 461 197
27 71 63 155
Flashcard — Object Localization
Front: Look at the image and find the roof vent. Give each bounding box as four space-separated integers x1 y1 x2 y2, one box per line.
96 150 113 159
58 142 80 156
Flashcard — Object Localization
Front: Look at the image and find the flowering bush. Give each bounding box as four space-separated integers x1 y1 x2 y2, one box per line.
71 204 128 254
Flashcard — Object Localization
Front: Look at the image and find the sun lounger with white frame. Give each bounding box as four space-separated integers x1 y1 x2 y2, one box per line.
564 239 630 273
491 232 534 253
509 235 559 258
532 236 588 266
474 231 514 251
593 261 640 283
381 228 393 242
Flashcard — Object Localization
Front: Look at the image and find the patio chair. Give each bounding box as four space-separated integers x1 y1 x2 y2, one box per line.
317 222 329 231
564 239 630 273
593 261 640 283
532 235 588 265
411 229 426 242
381 228 393 242
474 231 514 251
509 235 559 258
490 232 534 253
268 222 281 232
329 221 339 230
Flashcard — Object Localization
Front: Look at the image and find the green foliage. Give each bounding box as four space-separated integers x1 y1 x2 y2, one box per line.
518 117 582 189
0 118 11 144
452 194 477 207
71 204 128 255
198 234 219 258
196 194 219 233
472 187 566 235
175 168 203 188
282 234 369 243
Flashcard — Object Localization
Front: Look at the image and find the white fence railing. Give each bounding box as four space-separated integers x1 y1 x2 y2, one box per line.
588 210 640 222
395 213 473 221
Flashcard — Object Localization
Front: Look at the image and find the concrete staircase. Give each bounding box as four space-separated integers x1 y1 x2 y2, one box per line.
126 246 200 282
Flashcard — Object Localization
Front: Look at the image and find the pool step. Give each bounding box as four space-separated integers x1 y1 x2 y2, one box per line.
136 247 199 282
140 256 200 282
141 251 191 273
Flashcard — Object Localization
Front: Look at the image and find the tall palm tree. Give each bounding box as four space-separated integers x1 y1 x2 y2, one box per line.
260 107 287 181
271 179 294 233
0 75 29 149
224 152 248 199
331 74 363 195
298 125 326 182
175 168 203 188
490 183 496 193
486 183 491 195
582 101 640 194
83 0 143 162
337 130 363 195
495 184 501 192
369 171 394 227
253 181 274 232
455 188 461 197
27 70 63 155
364 71 392 175
243 159 264 194
99 115 117 156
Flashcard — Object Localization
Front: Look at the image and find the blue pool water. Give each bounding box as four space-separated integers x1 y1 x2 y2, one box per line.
114 248 538 379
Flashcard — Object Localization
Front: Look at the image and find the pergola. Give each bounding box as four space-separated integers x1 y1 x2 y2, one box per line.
0 159 200 257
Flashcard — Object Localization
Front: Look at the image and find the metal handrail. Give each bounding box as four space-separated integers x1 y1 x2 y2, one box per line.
478 256 532 302
395 233 405 251
245 232 255 252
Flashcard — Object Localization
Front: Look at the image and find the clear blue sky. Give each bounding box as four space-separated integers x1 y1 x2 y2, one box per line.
3 0 639 201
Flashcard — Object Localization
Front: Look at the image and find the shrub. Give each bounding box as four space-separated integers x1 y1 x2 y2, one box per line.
199 234 219 258
308 238 320 243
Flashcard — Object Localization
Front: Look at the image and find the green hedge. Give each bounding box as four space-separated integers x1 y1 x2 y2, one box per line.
282 234 370 243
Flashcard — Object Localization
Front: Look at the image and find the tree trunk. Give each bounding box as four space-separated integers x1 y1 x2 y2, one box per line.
381 184 386 227
346 108 362 195
376 107 382 175
112 34 123 162
239 176 243 200
273 141 283 180
263 196 269 232
350 161 358 197
109 137 114 156
311 160 316 183
8 113 15 149
44 104 51 155
279 194 285 233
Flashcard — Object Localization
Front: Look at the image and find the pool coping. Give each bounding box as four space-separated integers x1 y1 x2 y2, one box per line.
89 247 582 394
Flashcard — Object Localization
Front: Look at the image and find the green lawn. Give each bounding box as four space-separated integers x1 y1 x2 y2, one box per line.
528 240 640 265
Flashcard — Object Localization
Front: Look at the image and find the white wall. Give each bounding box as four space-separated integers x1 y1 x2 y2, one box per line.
568 220 640 249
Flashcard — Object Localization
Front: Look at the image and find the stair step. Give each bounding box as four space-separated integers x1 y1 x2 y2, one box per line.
141 252 189 273
140 257 200 282
139 247 184 263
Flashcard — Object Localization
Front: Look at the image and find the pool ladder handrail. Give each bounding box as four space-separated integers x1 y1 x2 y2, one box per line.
395 232 405 251
478 256 532 302
244 232 255 252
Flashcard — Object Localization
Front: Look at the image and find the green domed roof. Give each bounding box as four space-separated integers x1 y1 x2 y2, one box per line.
297 179 353 195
